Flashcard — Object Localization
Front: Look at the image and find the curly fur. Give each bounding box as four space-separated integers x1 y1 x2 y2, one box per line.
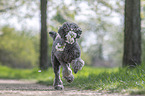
49 22 84 90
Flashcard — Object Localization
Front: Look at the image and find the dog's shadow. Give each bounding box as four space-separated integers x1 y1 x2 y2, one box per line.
0 79 54 91
0 79 77 91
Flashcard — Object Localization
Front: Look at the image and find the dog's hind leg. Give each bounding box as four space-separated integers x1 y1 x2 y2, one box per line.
60 62 74 83
52 55 64 90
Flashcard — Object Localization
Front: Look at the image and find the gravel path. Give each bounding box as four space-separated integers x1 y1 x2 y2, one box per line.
0 79 128 96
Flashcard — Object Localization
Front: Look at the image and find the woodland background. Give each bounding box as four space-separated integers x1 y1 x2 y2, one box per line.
0 0 145 69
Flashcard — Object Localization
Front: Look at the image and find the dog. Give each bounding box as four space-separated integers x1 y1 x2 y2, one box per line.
49 22 84 90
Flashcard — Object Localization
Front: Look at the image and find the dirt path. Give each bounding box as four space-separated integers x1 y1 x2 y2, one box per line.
0 79 127 96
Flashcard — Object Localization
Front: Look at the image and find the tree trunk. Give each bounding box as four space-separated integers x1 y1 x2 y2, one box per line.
40 0 48 70
123 0 141 67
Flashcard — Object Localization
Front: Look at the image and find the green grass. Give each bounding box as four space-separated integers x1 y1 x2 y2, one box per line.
0 64 145 94
0 65 54 80
67 65 145 93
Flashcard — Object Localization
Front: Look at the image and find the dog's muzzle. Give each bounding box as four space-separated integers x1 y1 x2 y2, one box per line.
65 30 77 44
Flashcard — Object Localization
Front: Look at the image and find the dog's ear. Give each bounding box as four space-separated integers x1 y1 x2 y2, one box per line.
75 26 82 38
58 22 70 39
58 26 66 39
62 22 70 32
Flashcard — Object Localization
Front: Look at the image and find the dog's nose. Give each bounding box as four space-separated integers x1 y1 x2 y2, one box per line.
74 70 78 74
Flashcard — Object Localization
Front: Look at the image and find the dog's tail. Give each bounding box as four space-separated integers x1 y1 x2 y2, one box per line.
49 31 57 41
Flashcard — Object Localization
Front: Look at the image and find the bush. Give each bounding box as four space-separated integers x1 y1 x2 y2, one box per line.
0 26 39 68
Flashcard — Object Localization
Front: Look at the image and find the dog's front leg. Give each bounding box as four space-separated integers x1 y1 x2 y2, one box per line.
71 57 84 74
52 55 63 90
60 62 74 83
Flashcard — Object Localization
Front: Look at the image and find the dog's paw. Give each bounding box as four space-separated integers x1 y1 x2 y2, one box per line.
54 85 64 90
62 67 72 77
63 74 74 83
71 58 84 74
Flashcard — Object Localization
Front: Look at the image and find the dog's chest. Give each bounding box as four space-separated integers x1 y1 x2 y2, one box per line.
64 47 80 63
55 44 81 63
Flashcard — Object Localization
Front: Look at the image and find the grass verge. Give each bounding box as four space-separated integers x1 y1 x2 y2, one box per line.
0 64 144 95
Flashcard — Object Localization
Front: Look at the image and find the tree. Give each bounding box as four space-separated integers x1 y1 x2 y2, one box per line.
123 0 141 67
40 0 49 70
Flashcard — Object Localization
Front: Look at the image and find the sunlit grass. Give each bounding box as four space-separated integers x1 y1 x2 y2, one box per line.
65 65 145 93
0 65 54 80
0 64 145 94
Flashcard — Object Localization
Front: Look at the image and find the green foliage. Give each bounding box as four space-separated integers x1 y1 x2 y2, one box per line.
53 10 67 24
0 0 38 18
141 1 145 63
51 2 76 26
142 33 145 63
0 26 39 68
106 25 124 66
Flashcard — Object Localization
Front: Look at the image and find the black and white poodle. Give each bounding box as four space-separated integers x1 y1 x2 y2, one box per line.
49 22 84 90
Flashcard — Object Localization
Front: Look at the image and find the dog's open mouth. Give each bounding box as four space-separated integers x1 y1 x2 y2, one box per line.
65 30 77 44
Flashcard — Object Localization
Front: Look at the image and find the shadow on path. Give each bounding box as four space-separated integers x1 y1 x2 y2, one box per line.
0 79 102 96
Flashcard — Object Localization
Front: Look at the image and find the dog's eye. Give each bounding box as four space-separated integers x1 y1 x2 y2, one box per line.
78 31 82 34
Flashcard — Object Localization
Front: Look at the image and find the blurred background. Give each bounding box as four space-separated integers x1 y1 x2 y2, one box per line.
0 0 145 69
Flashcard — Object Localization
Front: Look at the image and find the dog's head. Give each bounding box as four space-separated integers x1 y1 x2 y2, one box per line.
58 22 82 44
